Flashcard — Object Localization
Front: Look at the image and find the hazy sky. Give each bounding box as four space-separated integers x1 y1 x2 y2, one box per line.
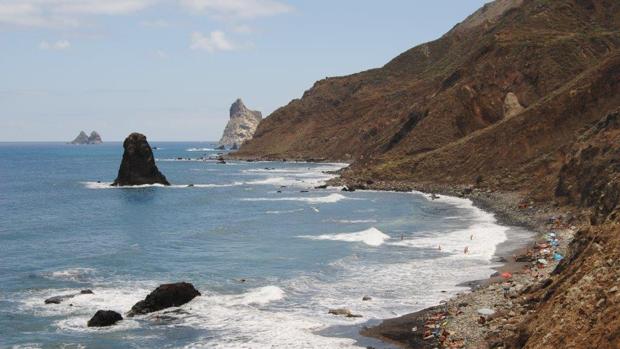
0 0 489 141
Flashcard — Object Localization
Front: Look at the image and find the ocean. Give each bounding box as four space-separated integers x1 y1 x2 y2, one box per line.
0 142 519 348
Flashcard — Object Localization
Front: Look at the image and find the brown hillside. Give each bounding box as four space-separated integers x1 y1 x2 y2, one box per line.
505 109 620 349
235 0 620 167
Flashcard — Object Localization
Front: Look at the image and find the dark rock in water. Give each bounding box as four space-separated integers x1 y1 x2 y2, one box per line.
45 295 75 304
362 296 372 301
87 310 123 327
127 282 200 317
112 133 170 186
45 289 95 304
216 144 226 150
315 184 328 189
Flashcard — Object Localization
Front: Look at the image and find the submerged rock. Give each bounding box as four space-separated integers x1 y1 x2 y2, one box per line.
44 290 94 304
112 133 170 186
127 282 200 317
218 99 262 149
328 308 362 318
87 310 123 327
44 295 75 304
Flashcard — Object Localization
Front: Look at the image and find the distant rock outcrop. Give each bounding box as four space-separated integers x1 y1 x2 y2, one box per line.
218 99 262 149
88 131 102 144
70 130 103 144
112 133 170 186
127 282 200 317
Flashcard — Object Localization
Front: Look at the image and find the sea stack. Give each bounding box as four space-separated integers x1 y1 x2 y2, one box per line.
112 133 170 186
88 131 103 144
70 130 103 144
218 99 262 149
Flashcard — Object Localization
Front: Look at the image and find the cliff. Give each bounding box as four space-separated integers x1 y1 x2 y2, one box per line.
218 99 262 149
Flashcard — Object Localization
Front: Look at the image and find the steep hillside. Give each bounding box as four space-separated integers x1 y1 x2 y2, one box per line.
505 109 620 349
235 0 620 168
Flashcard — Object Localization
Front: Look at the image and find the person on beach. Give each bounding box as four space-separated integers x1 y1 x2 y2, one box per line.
438 245 442 251
470 234 473 240
464 246 469 254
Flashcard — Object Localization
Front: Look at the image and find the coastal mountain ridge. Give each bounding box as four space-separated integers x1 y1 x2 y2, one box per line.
233 0 620 348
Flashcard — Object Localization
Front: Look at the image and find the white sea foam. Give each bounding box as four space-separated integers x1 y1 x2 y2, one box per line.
241 193 347 204
299 227 390 247
82 182 242 189
391 191 509 260
44 268 96 282
17 284 150 320
210 286 285 307
186 148 214 152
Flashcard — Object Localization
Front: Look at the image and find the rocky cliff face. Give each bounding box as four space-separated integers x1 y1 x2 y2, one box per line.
70 130 103 144
112 133 169 186
504 109 620 349
218 99 262 149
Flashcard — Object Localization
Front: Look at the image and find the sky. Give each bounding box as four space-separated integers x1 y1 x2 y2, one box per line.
0 0 490 142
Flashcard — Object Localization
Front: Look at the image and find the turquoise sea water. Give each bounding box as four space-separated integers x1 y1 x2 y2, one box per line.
0 142 511 348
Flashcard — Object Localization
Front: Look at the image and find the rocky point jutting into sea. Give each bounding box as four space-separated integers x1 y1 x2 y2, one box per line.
218 98 262 149
230 0 620 347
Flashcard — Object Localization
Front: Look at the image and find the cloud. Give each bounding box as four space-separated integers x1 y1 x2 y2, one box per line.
0 0 155 28
190 31 236 52
180 0 292 19
39 40 71 50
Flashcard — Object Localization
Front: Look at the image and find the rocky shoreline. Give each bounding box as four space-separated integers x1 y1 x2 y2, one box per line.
327 179 577 349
